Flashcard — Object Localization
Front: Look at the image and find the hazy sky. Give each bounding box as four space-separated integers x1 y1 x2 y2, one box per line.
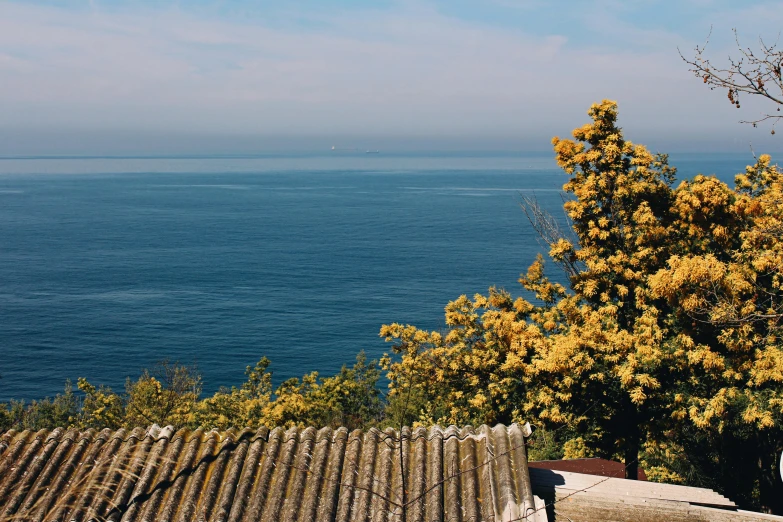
2 0 783 154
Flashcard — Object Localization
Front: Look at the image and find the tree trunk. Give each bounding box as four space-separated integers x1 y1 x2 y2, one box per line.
623 397 640 480
758 440 783 515
624 432 640 480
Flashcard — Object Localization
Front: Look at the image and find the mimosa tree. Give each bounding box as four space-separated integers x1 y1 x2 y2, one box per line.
382 100 783 512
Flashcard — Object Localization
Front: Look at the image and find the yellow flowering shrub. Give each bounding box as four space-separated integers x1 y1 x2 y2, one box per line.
382 101 783 511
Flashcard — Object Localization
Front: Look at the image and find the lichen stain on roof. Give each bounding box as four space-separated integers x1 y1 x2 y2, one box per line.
0 423 543 522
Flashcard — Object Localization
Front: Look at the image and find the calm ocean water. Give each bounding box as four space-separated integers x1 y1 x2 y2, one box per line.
0 151 760 401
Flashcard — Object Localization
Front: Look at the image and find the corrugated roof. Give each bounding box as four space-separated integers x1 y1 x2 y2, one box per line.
0 423 545 522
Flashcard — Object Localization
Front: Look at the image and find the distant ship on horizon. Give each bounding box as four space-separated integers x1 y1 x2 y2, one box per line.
329 146 379 153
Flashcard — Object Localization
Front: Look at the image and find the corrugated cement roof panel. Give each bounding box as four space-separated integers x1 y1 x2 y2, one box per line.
0 423 544 522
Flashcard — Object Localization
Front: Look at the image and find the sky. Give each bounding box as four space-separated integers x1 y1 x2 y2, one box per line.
1 0 783 154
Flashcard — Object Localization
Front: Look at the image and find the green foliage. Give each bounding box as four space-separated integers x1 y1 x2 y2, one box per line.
191 357 273 430
0 381 78 432
123 361 202 428
263 352 383 430
526 427 566 462
0 354 383 434
77 378 124 430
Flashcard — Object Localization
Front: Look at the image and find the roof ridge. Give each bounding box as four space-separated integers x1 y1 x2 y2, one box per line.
1 421 527 447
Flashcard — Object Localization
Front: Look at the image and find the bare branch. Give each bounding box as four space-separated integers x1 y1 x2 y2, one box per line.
681 27 783 131
520 194 582 280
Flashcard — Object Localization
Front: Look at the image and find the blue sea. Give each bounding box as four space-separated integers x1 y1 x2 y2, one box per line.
0 151 760 401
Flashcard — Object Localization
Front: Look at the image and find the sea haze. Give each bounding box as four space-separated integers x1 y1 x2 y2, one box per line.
0 151 757 401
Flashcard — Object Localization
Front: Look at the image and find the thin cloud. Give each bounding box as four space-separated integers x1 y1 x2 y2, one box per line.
0 0 780 152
